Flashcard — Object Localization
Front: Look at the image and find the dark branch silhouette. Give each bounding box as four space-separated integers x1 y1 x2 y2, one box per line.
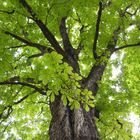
93 2 103 59
14 94 29 105
75 42 84 58
114 42 140 52
8 44 27 49
0 80 46 95
19 0 66 58
0 10 15 14
4 31 52 53
59 17 74 57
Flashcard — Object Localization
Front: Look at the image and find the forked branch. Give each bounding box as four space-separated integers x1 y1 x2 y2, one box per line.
19 0 66 58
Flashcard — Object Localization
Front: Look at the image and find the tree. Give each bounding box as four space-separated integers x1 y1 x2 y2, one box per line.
0 0 140 139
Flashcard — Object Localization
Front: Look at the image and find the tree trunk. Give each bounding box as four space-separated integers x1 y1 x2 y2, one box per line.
49 96 100 140
49 61 108 140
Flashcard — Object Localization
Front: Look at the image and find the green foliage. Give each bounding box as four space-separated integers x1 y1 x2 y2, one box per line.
0 0 140 139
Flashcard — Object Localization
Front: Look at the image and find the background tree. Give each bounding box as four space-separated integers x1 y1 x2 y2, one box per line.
0 0 140 139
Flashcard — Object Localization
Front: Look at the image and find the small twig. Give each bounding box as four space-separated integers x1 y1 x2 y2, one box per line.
14 94 29 105
7 44 27 49
0 10 15 14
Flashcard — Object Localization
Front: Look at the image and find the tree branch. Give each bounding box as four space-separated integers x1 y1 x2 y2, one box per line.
19 0 66 58
75 42 84 57
74 25 85 58
59 17 74 57
8 44 27 49
0 106 13 122
93 2 103 59
13 94 29 105
0 91 34 122
0 10 15 14
4 31 53 53
118 3 138 18
0 80 46 95
28 53 46 58
114 42 140 52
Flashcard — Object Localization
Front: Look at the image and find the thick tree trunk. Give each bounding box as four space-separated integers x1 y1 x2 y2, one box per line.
49 96 100 140
49 62 108 140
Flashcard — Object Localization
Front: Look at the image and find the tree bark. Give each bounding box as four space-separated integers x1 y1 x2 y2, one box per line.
49 96 100 140
49 60 109 140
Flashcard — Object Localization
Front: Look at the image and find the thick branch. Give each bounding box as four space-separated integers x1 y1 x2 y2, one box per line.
19 0 66 57
114 42 140 52
0 80 46 95
59 17 74 57
74 25 85 58
93 2 103 59
4 31 52 53
75 42 84 57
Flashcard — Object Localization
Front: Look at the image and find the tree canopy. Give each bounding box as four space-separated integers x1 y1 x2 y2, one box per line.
0 0 140 139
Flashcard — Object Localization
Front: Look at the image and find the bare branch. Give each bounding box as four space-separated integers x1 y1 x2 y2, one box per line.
28 53 46 58
0 10 15 14
2 121 12 133
118 3 138 18
0 80 46 95
125 4 132 11
93 2 103 59
13 94 29 105
75 42 84 57
59 17 74 57
19 0 66 57
4 31 53 53
8 44 27 49
118 4 132 17
114 42 140 52
0 91 34 123
0 106 13 122
126 8 138 16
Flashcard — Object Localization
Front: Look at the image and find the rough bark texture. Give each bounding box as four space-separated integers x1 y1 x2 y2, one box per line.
49 97 100 140
49 52 113 140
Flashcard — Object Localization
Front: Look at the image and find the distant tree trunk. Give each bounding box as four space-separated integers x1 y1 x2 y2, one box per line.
49 62 107 140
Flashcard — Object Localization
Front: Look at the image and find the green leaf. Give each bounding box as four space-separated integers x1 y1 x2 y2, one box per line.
74 101 80 109
47 90 52 96
88 103 94 108
84 105 89 112
61 95 67 106
50 93 55 102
